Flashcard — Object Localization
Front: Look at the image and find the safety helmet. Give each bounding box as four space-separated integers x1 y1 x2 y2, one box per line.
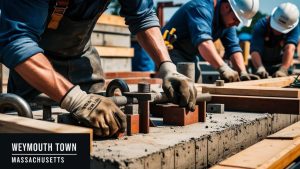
270 2 299 34
228 0 259 27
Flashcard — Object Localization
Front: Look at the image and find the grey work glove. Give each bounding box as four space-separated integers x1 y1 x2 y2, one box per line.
217 64 240 82
240 70 260 81
61 86 126 137
255 66 269 79
273 66 289 78
158 61 197 111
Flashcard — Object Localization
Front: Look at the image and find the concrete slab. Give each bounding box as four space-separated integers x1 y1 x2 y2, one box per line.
90 111 299 169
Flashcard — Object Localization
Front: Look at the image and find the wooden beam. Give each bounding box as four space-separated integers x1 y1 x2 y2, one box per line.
0 114 93 150
218 138 300 169
226 76 296 87
95 46 134 57
202 86 300 98
104 72 155 79
94 24 130 35
267 121 300 139
104 78 162 87
210 94 300 114
97 14 127 27
91 33 130 47
210 165 244 169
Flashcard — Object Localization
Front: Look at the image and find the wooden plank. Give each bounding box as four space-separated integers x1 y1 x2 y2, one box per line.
0 114 93 151
97 14 127 27
104 78 162 87
259 138 300 169
93 24 130 35
91 32 130 47
267 121 300 139
202 86 300 98
219 139 300 169
104 72 154 79
226 76 296 87
95 46 134 57
100 58 132 72
210 94 300 114
210 165 244 169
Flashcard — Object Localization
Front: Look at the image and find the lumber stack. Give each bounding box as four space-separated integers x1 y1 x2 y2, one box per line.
92 14 133 72
201 76 300 114
212 121 300 169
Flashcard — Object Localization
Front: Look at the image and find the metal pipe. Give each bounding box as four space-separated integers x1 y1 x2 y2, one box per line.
108 92 211 106
0 93 33 118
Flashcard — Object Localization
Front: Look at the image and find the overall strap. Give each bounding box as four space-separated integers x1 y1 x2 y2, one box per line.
47 0 69 30
213 0 217 8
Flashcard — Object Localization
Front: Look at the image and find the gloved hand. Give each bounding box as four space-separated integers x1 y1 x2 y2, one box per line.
158 61 197 111
60 86 126 137
255 66 269 79
273 66 289 77
239 70 260 81
217 64 240 82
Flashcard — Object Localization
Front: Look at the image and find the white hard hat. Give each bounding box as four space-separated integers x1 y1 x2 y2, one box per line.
228 0 259 27
270 2 299 34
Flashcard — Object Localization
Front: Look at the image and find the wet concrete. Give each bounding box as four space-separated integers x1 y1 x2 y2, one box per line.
90 112 300 169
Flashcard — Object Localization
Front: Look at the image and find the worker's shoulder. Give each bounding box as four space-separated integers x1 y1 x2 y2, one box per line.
184 0 213 8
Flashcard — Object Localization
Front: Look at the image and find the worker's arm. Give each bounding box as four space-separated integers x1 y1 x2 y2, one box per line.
15 53 73 102
250 19 269 79
251 52 269 78
198 40 225 69
230 52 260 81
118 1 196 111
0 0 126 137
273 44 296 77
136 27 171 64
230 52 247 72
198 40 239 82
281 44 295 69
136 27 196 111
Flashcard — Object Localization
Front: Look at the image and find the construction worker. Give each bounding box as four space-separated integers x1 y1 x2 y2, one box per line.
251 3 300 78
162 0 260 83
0 0 197 137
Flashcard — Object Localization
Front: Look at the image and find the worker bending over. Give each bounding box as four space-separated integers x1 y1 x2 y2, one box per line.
0 0 196 137
251 2 300 78
162 0 260 83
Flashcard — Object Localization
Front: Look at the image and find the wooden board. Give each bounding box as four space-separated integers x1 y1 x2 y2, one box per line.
210 94 300 114
95 46 134 57
93 24 130 35
97 14 127 27
210 165 244 169
105 72 155 79
226 76 296 87
202 86 300 98
100 58 132 72
219 139 300 169
104 78 162 86
267 121 300 139
0 114 93 151
91 32 130 47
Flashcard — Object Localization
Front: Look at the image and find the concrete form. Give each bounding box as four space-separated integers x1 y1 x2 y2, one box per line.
90 112 300 169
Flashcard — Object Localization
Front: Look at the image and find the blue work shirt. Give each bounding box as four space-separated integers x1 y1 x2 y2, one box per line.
0 0 159 69
162 0 242 59
250 17 299 56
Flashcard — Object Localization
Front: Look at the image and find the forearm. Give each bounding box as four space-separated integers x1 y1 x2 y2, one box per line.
136 27 171 65
251 52 264 68
198 40 224 69
230 52 246 73
15 53 74 102
281 44 295 69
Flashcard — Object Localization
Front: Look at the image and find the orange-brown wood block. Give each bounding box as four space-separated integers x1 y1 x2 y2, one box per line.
162 104 199 126
126 114 139 136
